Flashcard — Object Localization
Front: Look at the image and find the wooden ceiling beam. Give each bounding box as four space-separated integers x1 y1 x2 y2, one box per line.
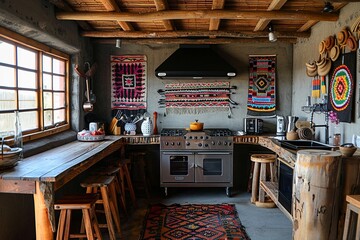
209 0 225 31
56 10 339 22
94 37 298 45
298 2 346 32
154 0 174 31
254 0 288 31
97 0 134 31
81 30 310 38
48 0 93 30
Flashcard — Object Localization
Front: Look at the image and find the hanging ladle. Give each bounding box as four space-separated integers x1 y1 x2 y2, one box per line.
83 77 93 112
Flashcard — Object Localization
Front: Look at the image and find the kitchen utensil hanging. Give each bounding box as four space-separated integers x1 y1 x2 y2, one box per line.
75 62 97 112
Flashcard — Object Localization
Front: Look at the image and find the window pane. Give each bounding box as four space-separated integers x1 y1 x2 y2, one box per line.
18 69 36 89
54 92 65 108
54 109 65 123
53 58 65 74
44 110 53 127
43 55 52 72
0 89 16 110
0 66 15 87
53 76 65 91
17 47 36 70
43 91 53 109
0 41 15 65
43 73 52 90
0 112 14 132
19 90 37 110
20 111 38 131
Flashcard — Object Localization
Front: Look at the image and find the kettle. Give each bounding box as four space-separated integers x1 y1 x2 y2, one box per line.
287 116 299 132
276 115 286 136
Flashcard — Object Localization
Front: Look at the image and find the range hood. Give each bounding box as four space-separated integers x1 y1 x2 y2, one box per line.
155 45 237 79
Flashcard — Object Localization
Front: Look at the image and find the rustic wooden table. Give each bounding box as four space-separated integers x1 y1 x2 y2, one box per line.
0 135 122 240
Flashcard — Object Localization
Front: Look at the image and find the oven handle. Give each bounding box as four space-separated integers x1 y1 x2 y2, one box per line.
195 152 232 155
161 152 194 155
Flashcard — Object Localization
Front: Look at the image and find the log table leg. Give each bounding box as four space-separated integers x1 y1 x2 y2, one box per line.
33 182 55 240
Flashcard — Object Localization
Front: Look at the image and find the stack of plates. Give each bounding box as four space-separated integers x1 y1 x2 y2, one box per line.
298 127 314 140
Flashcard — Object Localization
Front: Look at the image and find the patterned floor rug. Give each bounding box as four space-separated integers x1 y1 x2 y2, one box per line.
139 203 251 240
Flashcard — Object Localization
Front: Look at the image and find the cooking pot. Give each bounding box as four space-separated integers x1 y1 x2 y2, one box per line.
190 120 204 131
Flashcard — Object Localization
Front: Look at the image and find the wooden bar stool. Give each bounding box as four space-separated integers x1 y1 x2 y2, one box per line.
80 175 121 240
343 195 360 239
250 154 277 208
54 193 102 240
119 158 137 208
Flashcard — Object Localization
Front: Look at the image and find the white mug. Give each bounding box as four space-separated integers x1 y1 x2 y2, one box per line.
89 122 98 132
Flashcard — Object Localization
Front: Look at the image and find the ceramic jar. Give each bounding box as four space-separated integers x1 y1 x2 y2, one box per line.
124 123 136 133
141 117 153 136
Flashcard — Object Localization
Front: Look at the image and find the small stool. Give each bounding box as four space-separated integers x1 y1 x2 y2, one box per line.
343 195 360 239
129 152 151 199
250 154 277 208
80 175 121 240
119 158 137 208
54 193 102 240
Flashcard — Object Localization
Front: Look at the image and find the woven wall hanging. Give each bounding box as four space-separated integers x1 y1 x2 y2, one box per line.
160 82 234 115
111 55 147 110
247 55 276 116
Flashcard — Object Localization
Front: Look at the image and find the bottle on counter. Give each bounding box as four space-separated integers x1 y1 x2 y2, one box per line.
14 111 23 159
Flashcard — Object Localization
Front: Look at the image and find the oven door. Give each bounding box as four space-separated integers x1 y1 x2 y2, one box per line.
160 151 195 183
194 152 232 183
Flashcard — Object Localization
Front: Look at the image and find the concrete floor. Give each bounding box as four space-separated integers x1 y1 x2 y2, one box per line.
118 187 293 240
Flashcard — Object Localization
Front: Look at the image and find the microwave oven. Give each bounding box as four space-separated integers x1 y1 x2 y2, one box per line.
244 118 263 134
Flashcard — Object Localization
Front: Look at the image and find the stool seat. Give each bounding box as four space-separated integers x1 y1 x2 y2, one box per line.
80 175 115 188
250 154 277 208
54 194 102 240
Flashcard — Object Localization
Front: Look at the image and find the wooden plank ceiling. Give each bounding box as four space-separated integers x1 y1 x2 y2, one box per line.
51 0 350 44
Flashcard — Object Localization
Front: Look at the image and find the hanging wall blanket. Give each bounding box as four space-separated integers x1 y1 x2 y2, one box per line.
111 55 147 110
247 55 276 116
164 82 232 115
327 51 356 123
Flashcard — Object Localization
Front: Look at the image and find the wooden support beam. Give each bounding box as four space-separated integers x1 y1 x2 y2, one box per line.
82 29 310 38
154 0 175 31
56 10 339 22
49 0 93 30
97 0 134 31
209 0 225 31
94 37 298 45
254 0 288 31
298 2 346 32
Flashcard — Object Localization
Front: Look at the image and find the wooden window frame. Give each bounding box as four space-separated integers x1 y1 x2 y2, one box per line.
0 26 70 143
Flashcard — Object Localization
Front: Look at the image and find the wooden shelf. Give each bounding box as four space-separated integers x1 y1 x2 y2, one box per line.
260 180 293 221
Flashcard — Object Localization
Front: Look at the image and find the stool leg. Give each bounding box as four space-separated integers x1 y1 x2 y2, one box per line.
100 187 117 240
64 209 72 240
251 162 260 203
258 163 266 203
122 163 137 208
108 185 122 237
343 204 351 240
82 209 95 240
90 206 103 240
270 162 275 182
56 210 67 240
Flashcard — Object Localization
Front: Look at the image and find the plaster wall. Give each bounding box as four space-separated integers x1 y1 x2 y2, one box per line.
293 3 360 144
93 42 293 133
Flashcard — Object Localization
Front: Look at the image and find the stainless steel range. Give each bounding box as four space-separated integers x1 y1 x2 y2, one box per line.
160 128 233 196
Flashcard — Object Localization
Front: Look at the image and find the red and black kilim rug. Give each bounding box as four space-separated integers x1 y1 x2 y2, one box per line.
139 203 251 240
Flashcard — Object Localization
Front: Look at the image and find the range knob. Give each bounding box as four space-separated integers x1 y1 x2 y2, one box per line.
224 142 227 146
198 143 202 147
204 143 209 147
186 142 190 146
217 141 222 145
165 142 169 146
194 136 198 139
200 136 204 139
229 142 232 146
177 142 181 146
211 141 215 145
171 142 175 146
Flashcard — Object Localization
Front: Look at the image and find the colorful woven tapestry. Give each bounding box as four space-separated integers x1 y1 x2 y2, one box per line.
163 82 232 114
247 55 276 116
139 203 250 240
327 51 356 123
111 55 147 110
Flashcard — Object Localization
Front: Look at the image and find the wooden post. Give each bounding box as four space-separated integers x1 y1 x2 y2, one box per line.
33 182 54 240
293 150 342 240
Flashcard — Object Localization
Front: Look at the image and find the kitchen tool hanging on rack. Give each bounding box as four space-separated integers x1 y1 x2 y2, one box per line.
75 62 97 112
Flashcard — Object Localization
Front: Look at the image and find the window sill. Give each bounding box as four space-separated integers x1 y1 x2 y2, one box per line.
23 130 77 158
